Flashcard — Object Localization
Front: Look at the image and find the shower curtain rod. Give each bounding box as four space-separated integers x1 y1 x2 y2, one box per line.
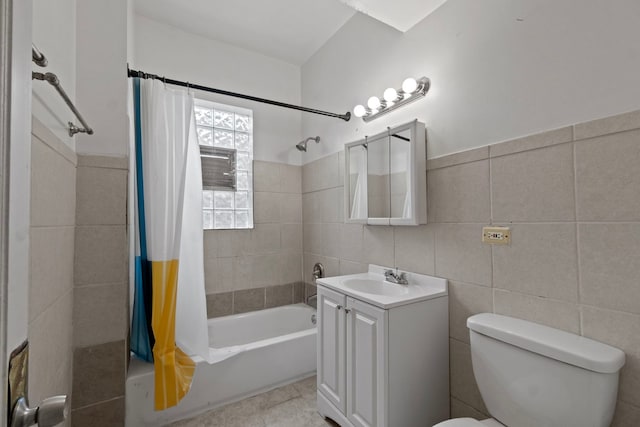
127 67 351 122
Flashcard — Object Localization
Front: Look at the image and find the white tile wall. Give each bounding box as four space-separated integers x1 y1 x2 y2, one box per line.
204 161 303 294
28 127 77 425
71 154 128 425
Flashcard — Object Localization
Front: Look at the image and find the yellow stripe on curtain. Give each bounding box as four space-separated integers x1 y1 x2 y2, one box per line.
151 260 196 410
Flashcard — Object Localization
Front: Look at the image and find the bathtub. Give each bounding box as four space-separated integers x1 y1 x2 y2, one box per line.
125 303 317 426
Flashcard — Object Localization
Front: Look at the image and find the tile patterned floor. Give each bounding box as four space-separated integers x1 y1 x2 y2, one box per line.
169 376 340 427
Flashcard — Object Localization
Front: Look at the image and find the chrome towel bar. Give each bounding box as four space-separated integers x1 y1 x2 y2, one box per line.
31 45 93 137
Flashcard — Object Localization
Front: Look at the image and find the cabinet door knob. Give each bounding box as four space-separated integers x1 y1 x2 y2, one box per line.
345 308 351 314
336 305 342 310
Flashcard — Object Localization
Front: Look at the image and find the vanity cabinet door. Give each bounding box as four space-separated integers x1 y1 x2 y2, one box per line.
346 297 388 427
317 286 347 413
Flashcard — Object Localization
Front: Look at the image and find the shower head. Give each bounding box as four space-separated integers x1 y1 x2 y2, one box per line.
296 136 320 152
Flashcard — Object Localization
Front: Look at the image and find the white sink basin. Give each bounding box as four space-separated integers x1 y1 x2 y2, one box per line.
343 278 409 297
316 265 448 309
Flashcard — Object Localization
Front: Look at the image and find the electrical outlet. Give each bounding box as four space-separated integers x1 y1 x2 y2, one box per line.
482 226 511 245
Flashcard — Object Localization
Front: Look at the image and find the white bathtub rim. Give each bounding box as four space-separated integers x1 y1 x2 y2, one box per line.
127 303 316 377
128 326 316 381
197 327 316 364
207 303 316 349
209 302 313 324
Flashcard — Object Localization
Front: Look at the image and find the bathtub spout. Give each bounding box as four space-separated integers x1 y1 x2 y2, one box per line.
306 294 317 309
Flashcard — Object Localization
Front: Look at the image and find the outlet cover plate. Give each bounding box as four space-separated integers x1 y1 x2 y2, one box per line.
482 226 511 245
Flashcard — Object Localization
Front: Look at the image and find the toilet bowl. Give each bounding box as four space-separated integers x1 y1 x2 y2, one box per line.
434 313 625 427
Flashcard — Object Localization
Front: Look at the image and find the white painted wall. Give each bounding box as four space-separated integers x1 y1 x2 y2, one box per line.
301 0 640 162
134 15 304 165
31 0 129 156
127 0 135 66
31 0 76 150
75 0 129 157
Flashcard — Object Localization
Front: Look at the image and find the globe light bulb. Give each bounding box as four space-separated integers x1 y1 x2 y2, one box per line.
402 77 418 94
383 88 398 102
353 104 366 118
367 96 381 110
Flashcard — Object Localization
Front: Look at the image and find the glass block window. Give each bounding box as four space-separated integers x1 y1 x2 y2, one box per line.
195 100 253 230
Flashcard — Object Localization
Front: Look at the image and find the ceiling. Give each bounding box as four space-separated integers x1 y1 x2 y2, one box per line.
338 0 449 32
134 0 448 66
134 0 356 65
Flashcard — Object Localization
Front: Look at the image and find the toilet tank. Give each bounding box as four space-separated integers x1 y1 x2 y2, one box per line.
467 314 625 427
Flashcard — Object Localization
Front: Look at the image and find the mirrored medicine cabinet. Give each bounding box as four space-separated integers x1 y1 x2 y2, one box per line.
344 120 426 226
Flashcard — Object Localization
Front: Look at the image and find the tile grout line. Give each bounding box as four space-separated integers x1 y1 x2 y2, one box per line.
578 302 640 318
28 286 73 326
71 395 125 413
571 135 584 336
231 290 235 314
431 223 437 275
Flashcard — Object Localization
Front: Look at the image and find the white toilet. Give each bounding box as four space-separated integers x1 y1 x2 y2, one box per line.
435 313 626 427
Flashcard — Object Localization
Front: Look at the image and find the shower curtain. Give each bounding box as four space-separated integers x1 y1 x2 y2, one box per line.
130 78 210 410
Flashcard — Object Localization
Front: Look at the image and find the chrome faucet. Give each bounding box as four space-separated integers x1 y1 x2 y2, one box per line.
384 268 408 285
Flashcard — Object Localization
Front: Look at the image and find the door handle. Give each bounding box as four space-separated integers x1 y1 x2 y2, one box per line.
11 395 68 427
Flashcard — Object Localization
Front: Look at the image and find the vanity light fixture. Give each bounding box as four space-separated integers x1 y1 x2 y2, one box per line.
353 76 430 122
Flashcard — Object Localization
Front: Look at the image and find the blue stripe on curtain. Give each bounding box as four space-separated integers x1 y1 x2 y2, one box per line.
131 77 154 362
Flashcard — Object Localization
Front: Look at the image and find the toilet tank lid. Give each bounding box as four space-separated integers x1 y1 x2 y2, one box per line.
467 313 625 374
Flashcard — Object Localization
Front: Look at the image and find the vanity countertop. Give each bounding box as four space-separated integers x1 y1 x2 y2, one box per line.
316 264 447 309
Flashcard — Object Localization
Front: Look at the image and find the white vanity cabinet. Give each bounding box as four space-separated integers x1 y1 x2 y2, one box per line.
316 266 449 427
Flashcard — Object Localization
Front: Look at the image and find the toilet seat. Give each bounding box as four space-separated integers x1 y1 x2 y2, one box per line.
434 418 505 427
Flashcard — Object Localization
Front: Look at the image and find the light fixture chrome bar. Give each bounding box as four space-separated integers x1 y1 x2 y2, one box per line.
32 72 94 136
361 77 430 123
31 44 47 67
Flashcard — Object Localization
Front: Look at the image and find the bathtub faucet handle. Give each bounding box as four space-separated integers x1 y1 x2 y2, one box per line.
312 263 324 281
